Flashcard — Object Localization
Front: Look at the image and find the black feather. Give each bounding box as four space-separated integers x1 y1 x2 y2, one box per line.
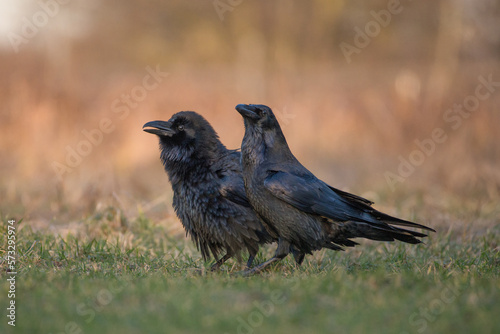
144 111 275 270
235 104 436 273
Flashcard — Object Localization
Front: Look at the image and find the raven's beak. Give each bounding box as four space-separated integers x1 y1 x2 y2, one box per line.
236 104 260 121
143 120 175 136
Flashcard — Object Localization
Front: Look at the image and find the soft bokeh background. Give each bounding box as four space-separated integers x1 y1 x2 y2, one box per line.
1 0 499 232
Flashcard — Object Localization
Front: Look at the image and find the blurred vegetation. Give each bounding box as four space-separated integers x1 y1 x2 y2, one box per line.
0 3 499 333
0 0 499 229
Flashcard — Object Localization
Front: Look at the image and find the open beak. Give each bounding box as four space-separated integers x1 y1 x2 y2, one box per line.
143 120 175 136
235 104 260 121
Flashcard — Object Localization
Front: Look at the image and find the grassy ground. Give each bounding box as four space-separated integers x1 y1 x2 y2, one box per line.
2 3 499 333
1 209 498 334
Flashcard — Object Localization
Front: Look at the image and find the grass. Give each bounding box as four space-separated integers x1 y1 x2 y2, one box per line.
1 211 499 334
2 3 499 333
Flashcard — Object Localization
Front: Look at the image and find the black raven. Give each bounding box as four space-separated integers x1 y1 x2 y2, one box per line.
236 104 435 275
143 111 275 270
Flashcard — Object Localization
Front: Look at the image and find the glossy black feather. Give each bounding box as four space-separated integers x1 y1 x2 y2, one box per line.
143 111 273 269
236 104 435 271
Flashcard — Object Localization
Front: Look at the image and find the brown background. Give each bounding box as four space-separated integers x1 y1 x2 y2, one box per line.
1 0 498 232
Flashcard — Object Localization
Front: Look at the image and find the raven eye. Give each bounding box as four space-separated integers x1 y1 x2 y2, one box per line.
178 125 184 131
260 110 267 116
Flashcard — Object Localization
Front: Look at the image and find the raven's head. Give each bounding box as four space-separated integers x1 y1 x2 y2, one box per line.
236 104 292 160
143 111 223 164
235 104 281 131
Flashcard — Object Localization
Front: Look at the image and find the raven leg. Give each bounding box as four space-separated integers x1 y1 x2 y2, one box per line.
291 246 305 266
246 248 257 269
246 254 255 269
210 253 232 271
239 239 290 276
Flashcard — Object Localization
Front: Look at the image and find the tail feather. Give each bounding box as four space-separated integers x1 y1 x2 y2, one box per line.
332 186 436 233
371 211 436 232
339 221 430 245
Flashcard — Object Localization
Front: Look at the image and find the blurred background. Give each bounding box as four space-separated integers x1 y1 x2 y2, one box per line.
1 0 499 232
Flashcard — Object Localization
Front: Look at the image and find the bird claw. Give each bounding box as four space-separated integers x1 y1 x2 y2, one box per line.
233 256 283 277
234 266 266 277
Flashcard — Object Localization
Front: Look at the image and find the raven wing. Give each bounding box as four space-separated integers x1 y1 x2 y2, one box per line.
219 174 252 208
264 170 363 221
214 150 252 208
264 170 434 232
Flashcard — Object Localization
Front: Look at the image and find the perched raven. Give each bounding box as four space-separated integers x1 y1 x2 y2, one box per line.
236 104 435 275
143 111 275 270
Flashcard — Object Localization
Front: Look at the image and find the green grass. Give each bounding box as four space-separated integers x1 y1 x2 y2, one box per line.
1 211 499 334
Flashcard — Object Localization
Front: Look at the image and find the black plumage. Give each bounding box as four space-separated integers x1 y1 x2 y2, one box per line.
143 111 274 270
235 104 436 274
